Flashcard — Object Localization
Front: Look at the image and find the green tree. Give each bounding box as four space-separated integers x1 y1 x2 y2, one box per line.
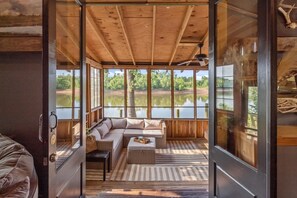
56 75 72 90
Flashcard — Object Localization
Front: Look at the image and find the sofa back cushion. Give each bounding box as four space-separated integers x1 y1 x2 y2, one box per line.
96 123 110 138
103 118 112 130
144 119 162 130
126 119 144 129
89 128 101 140
111 118 127 129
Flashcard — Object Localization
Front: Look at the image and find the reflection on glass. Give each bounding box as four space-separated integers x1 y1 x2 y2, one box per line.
216 65 234 111
215 0 258 167
276 5 297 155
91 67 100 109
127 69 147 118
56 1 81 169
104 69 124 117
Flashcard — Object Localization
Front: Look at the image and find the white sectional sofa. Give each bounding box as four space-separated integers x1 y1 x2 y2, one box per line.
87 118 166 169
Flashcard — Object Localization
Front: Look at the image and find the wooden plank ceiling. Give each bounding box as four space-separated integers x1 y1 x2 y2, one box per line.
0 0 209 66
86 5 209 66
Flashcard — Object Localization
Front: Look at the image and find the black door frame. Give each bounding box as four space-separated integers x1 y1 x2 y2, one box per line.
208 0 277 197
43 0 86 197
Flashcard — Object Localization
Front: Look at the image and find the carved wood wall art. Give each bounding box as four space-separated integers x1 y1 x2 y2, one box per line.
278 0 297 29
277 98 297 113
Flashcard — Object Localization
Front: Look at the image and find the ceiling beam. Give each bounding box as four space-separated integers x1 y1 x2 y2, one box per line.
178 42 198 47
86 8 119 65
169 6 194 66
151 6 156 65
116 6 136 65
186 30 208 66
102 64 208 70
57 44 77 65
86 57 102 68
56 12 99 62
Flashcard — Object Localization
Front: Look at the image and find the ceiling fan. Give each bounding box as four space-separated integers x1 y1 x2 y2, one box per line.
177 43 208 66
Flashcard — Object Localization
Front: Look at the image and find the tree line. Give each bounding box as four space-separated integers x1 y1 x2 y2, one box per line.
104 70 209 91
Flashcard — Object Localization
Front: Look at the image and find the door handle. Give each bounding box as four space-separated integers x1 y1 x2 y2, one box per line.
49 153 58 163
49 112 58 132
38 114 43 142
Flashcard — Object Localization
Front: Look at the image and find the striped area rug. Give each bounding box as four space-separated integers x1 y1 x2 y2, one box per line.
87 140 208 182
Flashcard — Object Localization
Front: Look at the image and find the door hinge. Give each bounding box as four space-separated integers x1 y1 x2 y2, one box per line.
43 157 48 166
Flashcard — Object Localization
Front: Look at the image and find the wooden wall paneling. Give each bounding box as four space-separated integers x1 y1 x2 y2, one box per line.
164 120 172 138
165 120 207 139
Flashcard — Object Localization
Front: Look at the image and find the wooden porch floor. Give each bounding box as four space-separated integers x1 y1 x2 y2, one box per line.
86 139 209 198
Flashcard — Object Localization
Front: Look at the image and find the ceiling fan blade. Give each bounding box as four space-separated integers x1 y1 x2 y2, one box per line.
198 59 208 66
177 59 196 66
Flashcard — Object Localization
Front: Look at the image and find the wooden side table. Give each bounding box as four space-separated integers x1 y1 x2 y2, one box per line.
86 150 110 181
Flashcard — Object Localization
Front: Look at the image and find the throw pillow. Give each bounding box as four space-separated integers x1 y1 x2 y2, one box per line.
126 119 144 129
89 128 101 140
96 123 110 138
144 119 162 130
111 118 127 129
86 135 97 153
103 118 112 130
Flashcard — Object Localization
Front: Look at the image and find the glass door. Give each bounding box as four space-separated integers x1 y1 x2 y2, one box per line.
209 0 276 197
46 0 85 197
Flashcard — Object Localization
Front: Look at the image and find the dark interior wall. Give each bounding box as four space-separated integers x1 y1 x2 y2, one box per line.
0 52 44 182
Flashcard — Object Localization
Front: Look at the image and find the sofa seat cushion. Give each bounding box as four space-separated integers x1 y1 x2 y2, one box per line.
109 129 125 134
143 130 163 137
124 129 163 138
123 129 144 137
99 133 123 150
